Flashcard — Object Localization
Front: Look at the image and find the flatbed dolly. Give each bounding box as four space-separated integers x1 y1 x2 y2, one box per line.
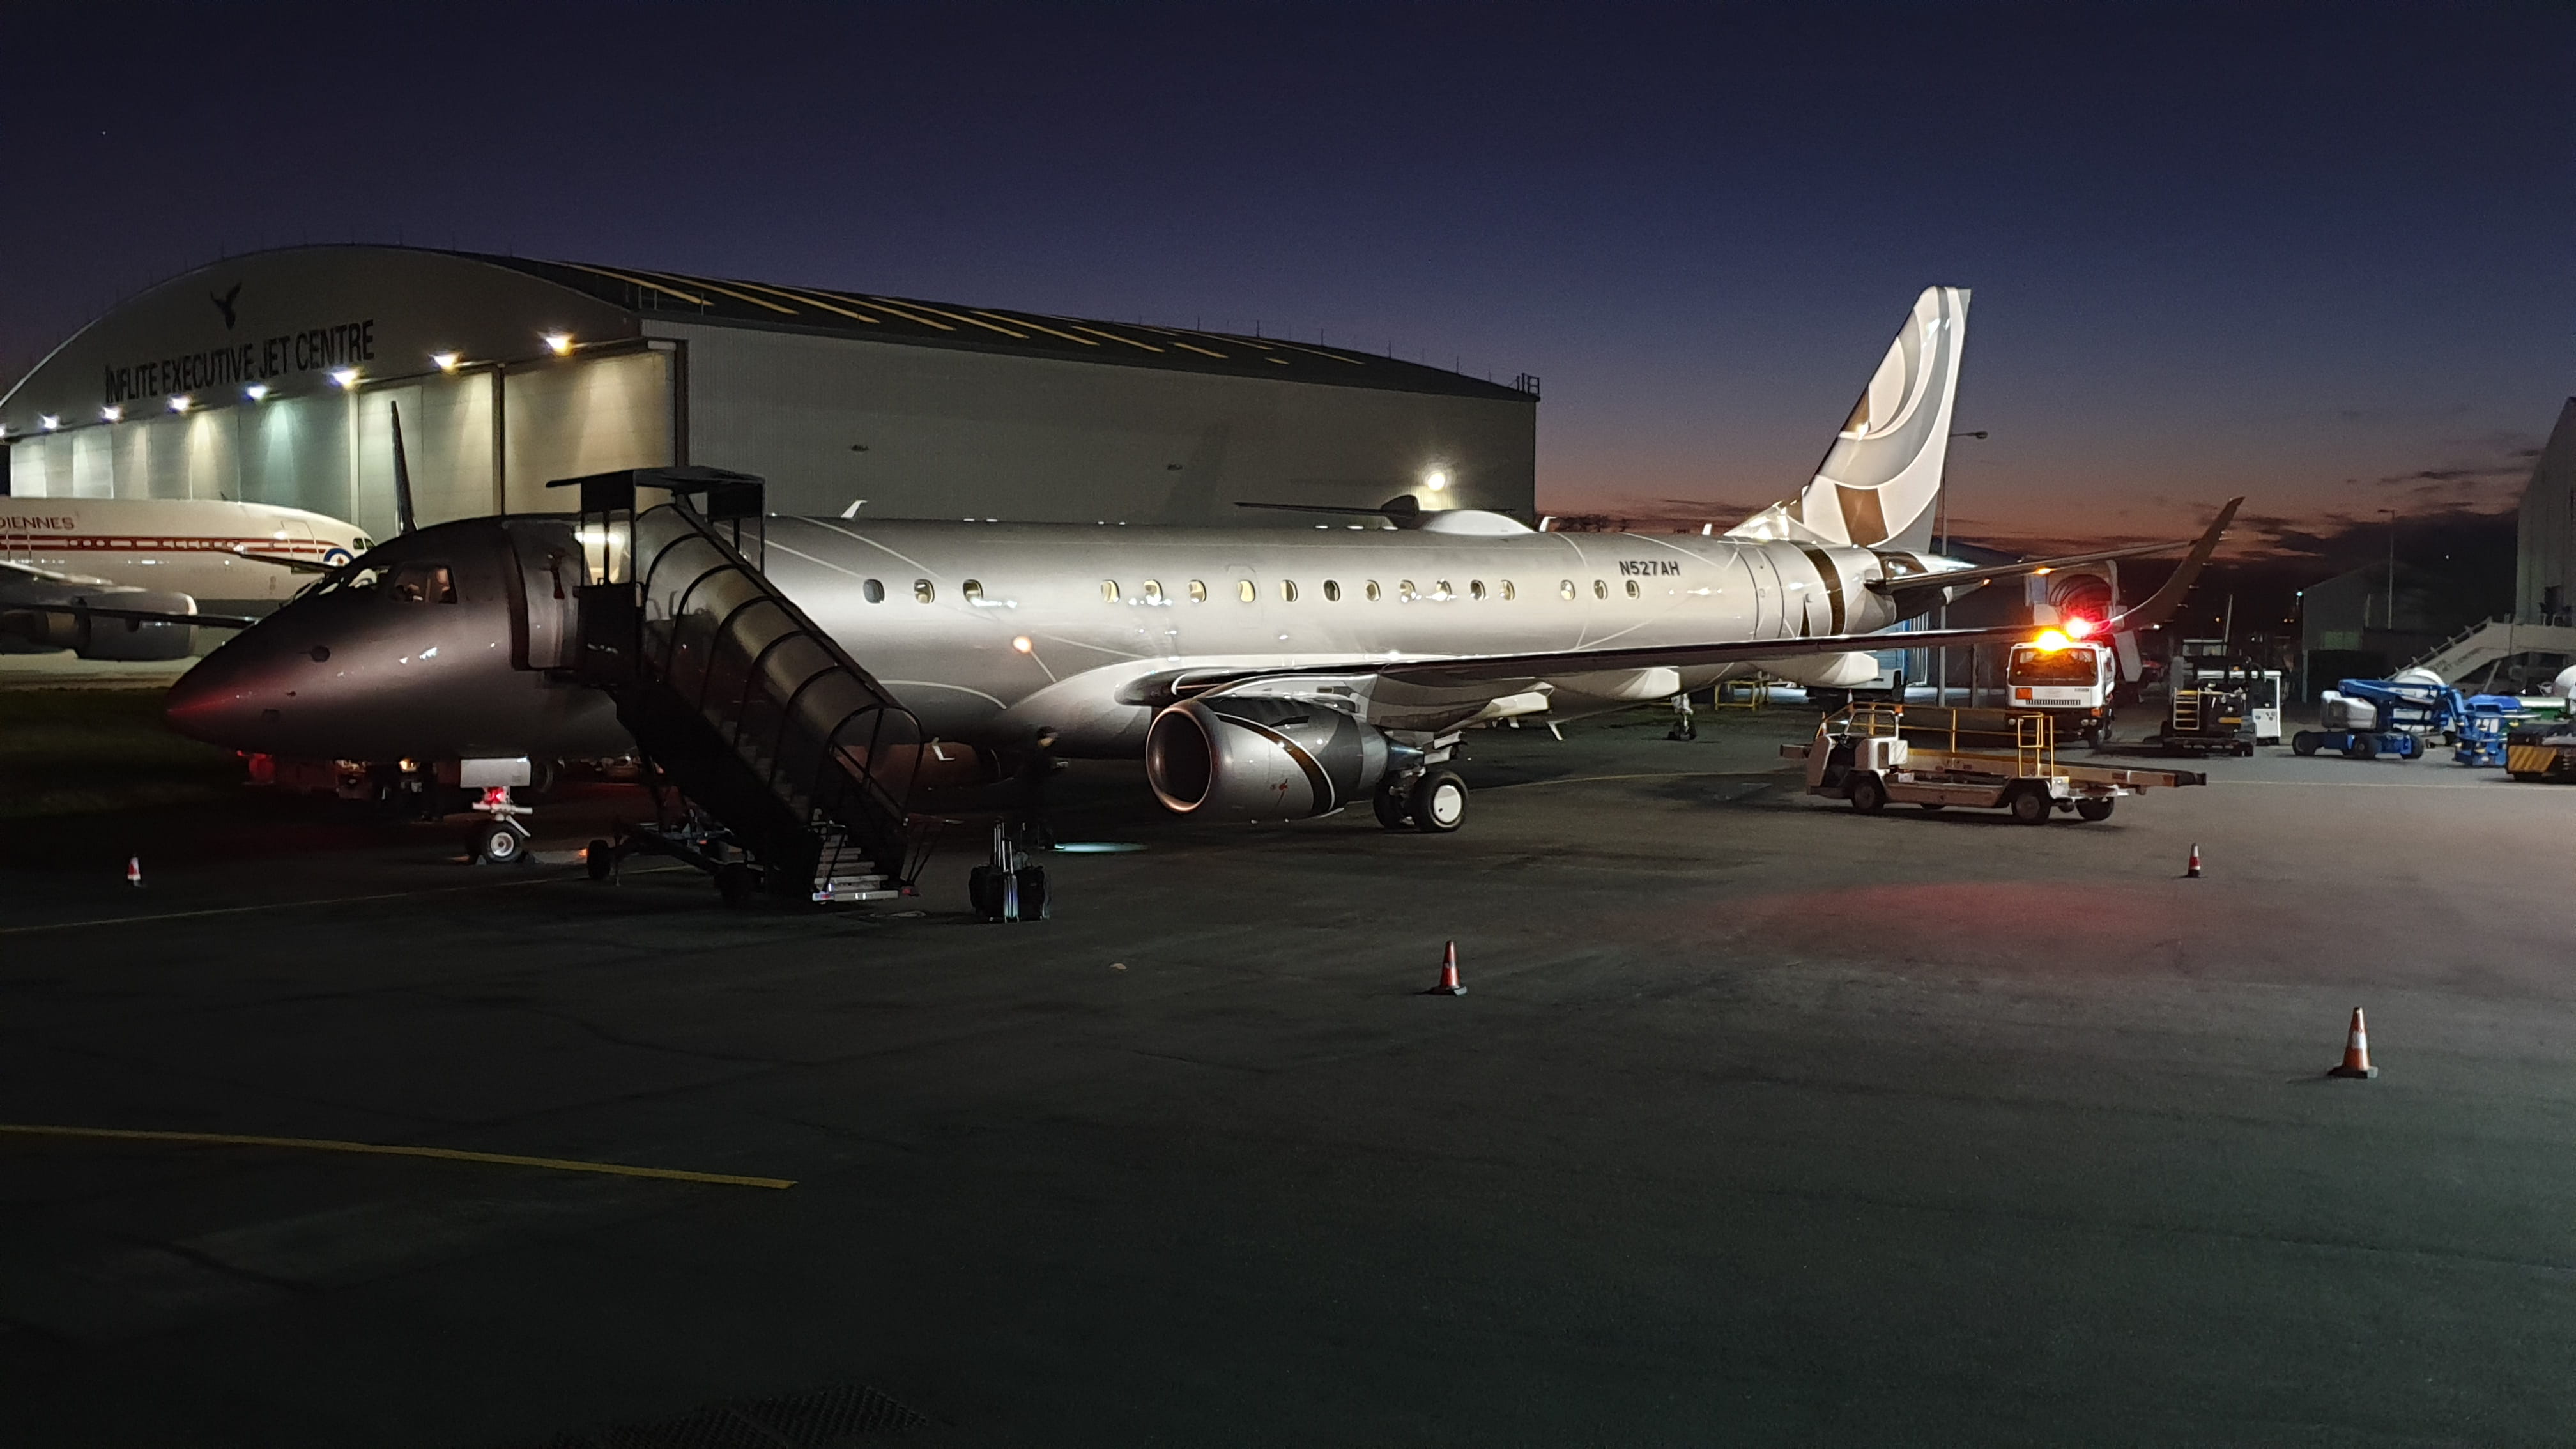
1782 704 2207 823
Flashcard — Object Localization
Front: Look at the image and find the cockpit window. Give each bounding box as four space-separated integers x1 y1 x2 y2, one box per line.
388 563 457 604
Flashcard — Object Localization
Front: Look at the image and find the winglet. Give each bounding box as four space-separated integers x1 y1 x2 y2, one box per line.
2108 498 2242 631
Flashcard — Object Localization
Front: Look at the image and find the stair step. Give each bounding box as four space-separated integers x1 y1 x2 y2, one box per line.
811 884 900 903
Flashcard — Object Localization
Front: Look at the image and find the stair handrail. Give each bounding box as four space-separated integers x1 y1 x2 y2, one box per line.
636 496 925 829
2406 614 2547 675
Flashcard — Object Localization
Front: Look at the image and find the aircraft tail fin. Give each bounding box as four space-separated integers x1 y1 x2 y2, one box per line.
1729 286 1969 553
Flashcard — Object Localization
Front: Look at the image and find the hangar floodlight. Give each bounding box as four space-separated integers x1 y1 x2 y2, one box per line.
431 351 460 372
169 395 191 413
330 368 360 388
1423 468 1449 492
101 405 123 422
543 332 574 356
244 383 270 401
40 414 60 431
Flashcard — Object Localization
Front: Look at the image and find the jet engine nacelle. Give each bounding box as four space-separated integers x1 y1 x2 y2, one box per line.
0 590 198 660
1145 697 1394 820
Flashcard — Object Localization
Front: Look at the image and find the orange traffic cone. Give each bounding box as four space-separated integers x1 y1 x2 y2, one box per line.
1425 940 1466 996
125 856 143 889
2328 1007 2377 1079
2184 843 2202 878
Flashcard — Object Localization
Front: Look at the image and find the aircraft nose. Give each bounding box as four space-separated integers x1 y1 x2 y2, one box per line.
165 636 297 750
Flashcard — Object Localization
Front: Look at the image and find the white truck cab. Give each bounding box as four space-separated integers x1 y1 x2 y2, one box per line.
2006 639 2116 742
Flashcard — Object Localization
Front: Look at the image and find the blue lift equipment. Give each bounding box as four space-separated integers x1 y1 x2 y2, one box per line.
2292 678 2534 765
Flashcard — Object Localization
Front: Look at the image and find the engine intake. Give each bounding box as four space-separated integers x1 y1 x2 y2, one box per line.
1146 698 1393 820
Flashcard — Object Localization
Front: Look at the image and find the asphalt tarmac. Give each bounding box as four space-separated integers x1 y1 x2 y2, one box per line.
3 698 2574 1446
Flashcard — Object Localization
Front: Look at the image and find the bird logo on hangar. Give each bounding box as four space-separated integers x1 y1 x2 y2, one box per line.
210 282 243 330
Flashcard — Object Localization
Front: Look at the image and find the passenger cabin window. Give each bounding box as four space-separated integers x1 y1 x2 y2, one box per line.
1365 581 1383 601
1143 580 1164 602
1323 580 1342 602
388 563 457 604
1398 580 1418 601
1237 579 1257 603
1593 579 1608 600
1100 580 1119 602
914 579 935 603
1434 579 1453 600
1500 580 1516 601
962 579 985 604
1625 579 1642 599
1469 580 1487 601
864 579 884 603
1560 579 1576 600
1188 579 1208 603
1280 580 1299 602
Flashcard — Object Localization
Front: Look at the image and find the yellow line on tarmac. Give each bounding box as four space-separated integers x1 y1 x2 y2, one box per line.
0 864 693 936
0 874 565 935
0 1124 795 1190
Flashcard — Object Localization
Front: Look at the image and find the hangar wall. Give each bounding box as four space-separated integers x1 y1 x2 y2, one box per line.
2 352 671 537
658 319 1531 522
2515 397 2576 624
2 246 1537 536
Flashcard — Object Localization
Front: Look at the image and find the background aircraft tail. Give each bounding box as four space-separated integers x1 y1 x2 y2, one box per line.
1729 286 1970 553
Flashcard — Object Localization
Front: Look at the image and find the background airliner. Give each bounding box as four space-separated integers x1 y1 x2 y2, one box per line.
163 288 2237 831
0 497 370 659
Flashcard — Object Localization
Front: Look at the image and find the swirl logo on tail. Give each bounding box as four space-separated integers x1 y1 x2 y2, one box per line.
1729 286 1969 553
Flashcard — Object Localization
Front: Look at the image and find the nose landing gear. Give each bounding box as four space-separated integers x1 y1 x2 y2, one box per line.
468 786 533 864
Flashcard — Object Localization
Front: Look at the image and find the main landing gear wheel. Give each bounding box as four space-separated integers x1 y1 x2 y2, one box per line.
473 820 526 864
1847 774 1887 813
1410 769 1468 833
2076 798 2115 822
2009 788 2051 825
1372 782 1413 831
585 838 615 881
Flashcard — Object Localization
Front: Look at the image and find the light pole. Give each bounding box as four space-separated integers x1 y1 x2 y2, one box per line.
2380 507 2398 631
1939 430 1988 705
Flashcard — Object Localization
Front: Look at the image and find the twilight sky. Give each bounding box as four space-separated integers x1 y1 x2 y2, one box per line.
3 3 2568 556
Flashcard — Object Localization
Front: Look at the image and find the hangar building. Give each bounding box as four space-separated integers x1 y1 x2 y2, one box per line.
0 245 1538 537
2515 397 2576 624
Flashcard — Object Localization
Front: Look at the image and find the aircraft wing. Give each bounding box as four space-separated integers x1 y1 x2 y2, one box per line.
0 601 259 629
1193 497 2235 709
1866 502 2240 618
230 550 341 574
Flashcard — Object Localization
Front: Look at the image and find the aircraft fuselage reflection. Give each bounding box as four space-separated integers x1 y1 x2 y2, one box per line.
164 518 625 761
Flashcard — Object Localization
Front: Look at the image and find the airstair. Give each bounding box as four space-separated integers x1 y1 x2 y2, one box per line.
560 467 924 904
2402 617 2576 686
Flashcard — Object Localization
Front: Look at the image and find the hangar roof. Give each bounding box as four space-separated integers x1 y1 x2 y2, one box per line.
465 252 1534 403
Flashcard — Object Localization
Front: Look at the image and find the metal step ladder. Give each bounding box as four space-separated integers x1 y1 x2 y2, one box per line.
559 467 924 903
2169 690 2202 735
